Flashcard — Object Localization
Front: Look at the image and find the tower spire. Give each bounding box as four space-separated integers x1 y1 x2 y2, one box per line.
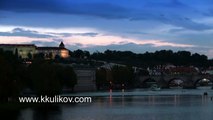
59 41 65 48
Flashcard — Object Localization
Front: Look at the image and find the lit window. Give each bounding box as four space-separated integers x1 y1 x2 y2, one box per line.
60 50 69 58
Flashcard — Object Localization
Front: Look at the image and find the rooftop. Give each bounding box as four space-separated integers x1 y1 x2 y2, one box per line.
0 44 36 47
0 42 69 51
37 47 68 50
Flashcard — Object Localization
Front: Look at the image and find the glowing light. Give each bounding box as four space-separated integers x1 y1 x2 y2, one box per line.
60 49 69 58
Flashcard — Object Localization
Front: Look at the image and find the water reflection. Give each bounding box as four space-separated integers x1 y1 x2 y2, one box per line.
15 89 213 120
19 105 61 120
0 110 20 120
61 94 213 120
33 106 61 120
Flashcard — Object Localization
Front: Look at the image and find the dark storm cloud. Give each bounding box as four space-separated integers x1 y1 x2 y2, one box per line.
0 0 129 19
0 0 212 31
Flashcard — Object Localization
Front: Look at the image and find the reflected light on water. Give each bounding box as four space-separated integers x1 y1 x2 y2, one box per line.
14 89 213 120
109 89 112 106
202 95 208 104
148 95 155 105
174 95 180 106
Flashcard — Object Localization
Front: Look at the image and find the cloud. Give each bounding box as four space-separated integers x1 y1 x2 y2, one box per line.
75 32 98 37
29 40 59 47
162 17 212 31
79 42 213 59
0 27 99 39
69 42 194 55
56 32 98 37
168 28 185 33
0 0 129 19
0 28 53 38
0 36 51 44
62 33 195 48
0 27 195 49
126 31 148 35
1 32 209 57
0 0 212 31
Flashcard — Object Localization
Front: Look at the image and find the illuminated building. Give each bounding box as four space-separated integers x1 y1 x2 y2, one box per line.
37 42 70 59
0 44 36 59
0 42 70 59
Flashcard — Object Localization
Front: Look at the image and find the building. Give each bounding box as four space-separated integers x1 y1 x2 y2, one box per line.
0 42 70 59
164 66 199 75
58 63 96 92
73 66 96 92
37 42 70 59
0 44 36 59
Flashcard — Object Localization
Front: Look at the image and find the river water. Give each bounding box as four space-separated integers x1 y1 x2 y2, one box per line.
12 88 213 120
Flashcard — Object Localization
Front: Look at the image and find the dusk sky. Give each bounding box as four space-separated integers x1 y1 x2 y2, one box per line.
1 0 213 58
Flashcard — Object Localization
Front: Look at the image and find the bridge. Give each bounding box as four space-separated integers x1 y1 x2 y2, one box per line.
137 74 213 89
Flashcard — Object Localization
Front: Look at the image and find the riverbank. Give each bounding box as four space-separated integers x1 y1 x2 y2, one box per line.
63 88 213 97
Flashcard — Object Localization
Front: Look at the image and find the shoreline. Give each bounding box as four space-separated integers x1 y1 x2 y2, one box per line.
63 89 213 97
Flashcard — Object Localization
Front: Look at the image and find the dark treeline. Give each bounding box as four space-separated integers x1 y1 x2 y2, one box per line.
0 50 22 102
72 49 212 68
0 50 77 102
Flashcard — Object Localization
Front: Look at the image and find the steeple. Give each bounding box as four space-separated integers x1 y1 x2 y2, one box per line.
59 41 65 48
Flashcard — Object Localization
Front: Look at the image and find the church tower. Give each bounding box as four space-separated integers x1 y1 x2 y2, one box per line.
59 41 65 48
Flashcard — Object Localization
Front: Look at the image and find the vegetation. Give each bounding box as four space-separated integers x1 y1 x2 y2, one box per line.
111 66 134 89
71 49 212 68
96 66 134 90
68 49 213 90
0 50 23 102
59 66 77 92
28 62 63 96
0 50 77 102
96 68 108 90
71 49 91 59
90 50 210 68
27 57 77 95
0 48 212 101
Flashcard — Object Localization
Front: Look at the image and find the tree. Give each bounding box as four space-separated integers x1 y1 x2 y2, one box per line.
96 68 108 90
0 50 22 102
29 63 63 96
34 53 45 61
111 66 134 89
83 51 90 59
72 49 91 59
54 54 61 62
0 55 15 101
59 66 77 91
73 49 84 58
27 53 32 60
91 49 210 68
